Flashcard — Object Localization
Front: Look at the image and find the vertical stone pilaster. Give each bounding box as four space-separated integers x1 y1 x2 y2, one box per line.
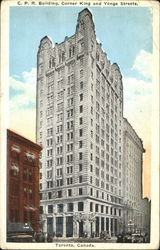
43 217 47 233
73 220 78 238
63 216 66 237
53 216 56 235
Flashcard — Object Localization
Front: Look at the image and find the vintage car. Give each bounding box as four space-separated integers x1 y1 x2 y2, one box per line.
123 233 132 243
7 222 34 242
131 233 144 243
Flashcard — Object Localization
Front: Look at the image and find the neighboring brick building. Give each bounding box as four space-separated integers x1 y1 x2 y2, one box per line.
36 8 124 237
7 129 42 232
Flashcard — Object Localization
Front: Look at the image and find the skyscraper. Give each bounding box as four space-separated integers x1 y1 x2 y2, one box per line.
36 8 124 237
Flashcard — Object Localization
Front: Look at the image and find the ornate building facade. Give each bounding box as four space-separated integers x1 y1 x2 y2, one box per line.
7 129 42 232
36 8 124 237
36 8 148 238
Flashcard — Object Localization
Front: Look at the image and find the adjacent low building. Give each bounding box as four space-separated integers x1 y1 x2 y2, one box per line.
7 129 42 232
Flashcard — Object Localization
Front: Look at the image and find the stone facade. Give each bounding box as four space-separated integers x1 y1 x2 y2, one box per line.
36 8 148 238
122 118 147 232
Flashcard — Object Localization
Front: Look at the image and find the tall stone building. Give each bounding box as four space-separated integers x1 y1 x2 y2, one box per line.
122 118 146 232
36 8 124 237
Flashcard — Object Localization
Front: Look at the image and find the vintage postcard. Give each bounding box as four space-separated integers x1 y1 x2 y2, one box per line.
0 0 159 249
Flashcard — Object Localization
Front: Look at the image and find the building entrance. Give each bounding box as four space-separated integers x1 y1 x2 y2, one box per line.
79 221 83 237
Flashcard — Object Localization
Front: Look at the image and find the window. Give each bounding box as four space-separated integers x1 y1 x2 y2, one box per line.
67 177 73 185
79 117 83 125
69 45 75 57
68 189 72 197
101 205 104 213
95 204 99 212
48 192 52 199
96 190 99 198
56 179 63 187
79 129 83 137
78 202 83 211
80 105 83 113
90 176 92 184
90 202 93 212
79 188 83 195
67 203 73 212
79 141 83 148
90 188 93 196
67 166 73 174
79 164 82 172
79 152 83 160
57 204 63 213
90 165 93 172
80 70 83 78
47 181 53 189
80 81 83 89
106 206 108 214
90 153 93 161
79 175 83 183
79 93 83 101
57 190 62 198
48 205 53 213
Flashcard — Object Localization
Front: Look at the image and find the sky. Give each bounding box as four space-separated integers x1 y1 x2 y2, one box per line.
9 6 153 198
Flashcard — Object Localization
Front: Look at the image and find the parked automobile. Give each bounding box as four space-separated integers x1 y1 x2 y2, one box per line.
131 233 144 243
123 233 132 243
117 234 124 243
7 222 34 242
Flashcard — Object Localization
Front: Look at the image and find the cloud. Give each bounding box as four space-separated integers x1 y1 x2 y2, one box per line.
9 68 37 141
10 67 36 110
123 76 152 144
132 50 153 80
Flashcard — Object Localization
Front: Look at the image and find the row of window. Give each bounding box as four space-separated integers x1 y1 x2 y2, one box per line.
40 202 122 216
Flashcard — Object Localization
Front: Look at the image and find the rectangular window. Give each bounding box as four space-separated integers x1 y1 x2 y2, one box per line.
79 152 83 160
79 175 83 183
90 188 93 196
95 204 99 212
80 81 83 89
90 202 93 212
78 202 83 211
57 190 62 198
79 129 83 137
80 70 83 78
79 164 82 172
48 205 53 213
79 117 83 125
48 192 52 199
67 203 74 212
79 93 83 101
79 141 83 148
68 189 72 197
80 105 83 113
79 188 83 195
57 204 63 213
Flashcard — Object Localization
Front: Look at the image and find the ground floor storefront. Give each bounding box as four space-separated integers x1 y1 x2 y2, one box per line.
41 214 122 238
